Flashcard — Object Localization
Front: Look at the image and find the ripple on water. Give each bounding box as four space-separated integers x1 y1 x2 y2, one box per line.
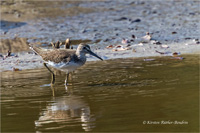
1 55 199 132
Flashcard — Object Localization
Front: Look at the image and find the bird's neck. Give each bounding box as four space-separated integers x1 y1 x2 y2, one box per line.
76 51 86 63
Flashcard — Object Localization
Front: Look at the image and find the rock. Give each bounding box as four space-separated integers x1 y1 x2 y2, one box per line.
138 43 143 46
184 37 191 40
172 24 176 27
173 52 181 56
161 44 169 48
106 45 114 48
114 17 128 21
12 68 21 71
152 40 162 45
112 46 131 51
104 38 111 42
131 19 141 23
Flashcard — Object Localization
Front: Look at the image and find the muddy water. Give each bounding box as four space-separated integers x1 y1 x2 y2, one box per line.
1 55 199 132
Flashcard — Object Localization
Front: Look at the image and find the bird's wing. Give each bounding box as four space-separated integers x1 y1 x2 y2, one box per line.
41 49 76 63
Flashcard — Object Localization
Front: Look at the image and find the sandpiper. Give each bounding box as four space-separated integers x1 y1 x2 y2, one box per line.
29 43 103 86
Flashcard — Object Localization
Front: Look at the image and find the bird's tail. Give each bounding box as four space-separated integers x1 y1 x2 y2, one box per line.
29 43 43 55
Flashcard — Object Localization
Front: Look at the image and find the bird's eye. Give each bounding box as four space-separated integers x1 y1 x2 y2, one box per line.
83 47 86 49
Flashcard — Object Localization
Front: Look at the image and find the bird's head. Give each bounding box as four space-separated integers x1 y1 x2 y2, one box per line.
77 43 103 60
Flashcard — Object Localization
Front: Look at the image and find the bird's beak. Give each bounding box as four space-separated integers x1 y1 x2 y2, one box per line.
87 49 103 61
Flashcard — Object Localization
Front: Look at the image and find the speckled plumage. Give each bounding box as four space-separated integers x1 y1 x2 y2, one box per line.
29 43 103 72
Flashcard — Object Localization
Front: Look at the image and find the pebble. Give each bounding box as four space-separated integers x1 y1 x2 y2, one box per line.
104 38 111 42
138 43 143 46
152 40 162 45
131 19 141 23
112 45 131 51
106 45 114 48
161 44 169 48
173 52 181 56
12 68 21 71
114 17 128 21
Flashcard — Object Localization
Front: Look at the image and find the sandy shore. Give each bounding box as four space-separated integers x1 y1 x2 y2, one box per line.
0 0 200 71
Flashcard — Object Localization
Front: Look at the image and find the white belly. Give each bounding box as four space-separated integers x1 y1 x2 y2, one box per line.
47 61 83 73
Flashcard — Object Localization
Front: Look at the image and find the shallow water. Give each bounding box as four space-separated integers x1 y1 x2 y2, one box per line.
1 55 199 132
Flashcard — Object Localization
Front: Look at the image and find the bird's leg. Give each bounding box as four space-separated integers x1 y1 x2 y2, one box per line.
43 63 55 85
65 73 69 86
51 84 55 97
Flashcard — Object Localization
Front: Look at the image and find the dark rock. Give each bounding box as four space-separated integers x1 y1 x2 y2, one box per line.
140 1 145 4
104 38 111 42
172 24 176 26
172 31 177 34
95 33 102 37
152 10 157 14
153 41 162 45
114 28 118 31
131 19 141 23
184 37 191 40
129 2 135 5
82 29 87 33
189 12 195 15
128 28 134 30
114 17 128 21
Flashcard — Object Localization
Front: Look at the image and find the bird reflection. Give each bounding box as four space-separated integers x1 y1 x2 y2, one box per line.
35 93 96 131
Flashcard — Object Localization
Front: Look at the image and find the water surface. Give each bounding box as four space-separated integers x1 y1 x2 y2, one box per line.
1 55 199 132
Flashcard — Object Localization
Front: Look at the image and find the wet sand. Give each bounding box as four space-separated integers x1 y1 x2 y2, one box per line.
0 0 200 71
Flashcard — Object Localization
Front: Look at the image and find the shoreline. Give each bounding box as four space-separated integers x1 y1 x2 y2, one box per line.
1 0 200 72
